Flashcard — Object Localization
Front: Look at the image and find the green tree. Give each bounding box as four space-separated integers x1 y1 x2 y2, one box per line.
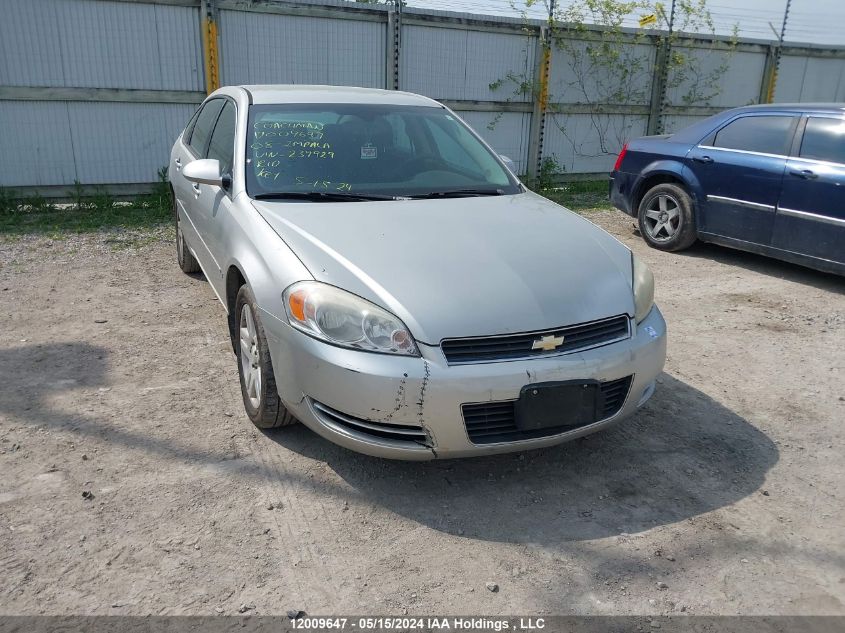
495 0 737 165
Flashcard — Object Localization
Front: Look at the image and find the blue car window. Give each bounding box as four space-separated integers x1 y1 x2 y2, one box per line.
799 117 845 165
713 116 794 156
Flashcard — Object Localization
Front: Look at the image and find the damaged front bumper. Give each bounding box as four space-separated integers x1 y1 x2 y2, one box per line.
262 307 667 460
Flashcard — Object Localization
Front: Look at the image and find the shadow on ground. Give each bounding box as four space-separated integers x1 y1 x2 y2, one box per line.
270 372 779 544
1 343 778 546
679 241 845 293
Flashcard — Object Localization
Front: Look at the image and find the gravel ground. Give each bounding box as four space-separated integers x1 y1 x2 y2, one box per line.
0 210 843 616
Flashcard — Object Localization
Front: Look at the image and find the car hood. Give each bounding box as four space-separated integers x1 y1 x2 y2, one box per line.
252 192 635 345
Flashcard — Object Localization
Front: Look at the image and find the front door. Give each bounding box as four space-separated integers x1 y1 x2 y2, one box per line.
179 98 225 280
196 99 238 300
690 113 798 245
773 115 845 266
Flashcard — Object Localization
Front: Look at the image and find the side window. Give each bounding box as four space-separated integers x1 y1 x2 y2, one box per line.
188 99 224 157
207 101 237 174
182 106 202 143
799 117 845 164
712 115 795 156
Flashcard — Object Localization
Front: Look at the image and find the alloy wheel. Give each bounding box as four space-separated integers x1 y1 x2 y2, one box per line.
239 304 262 409
643 194 681 242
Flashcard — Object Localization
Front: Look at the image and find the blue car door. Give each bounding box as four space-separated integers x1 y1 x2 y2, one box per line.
772 115 845 266
688 113 799 245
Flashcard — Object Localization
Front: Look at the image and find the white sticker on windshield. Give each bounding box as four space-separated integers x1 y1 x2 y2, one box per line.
361 143 377 160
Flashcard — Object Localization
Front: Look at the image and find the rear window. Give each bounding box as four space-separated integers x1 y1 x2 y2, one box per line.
712 115 795 156
799 117 845 164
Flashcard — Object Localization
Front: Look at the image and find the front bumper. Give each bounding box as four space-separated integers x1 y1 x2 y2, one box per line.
262 307 667 460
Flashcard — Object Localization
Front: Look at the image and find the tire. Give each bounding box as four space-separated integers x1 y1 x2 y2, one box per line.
235 285 298 429
637 183 697 252
174 195 201 274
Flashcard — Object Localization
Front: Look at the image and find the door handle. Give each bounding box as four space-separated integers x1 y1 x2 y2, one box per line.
790 169 818 179
174 157 182 171
192 183 201 194
693 155 714 164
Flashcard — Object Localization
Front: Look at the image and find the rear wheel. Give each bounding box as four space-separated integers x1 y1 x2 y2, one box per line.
235 285 298 429
637 183 697 252
174 196 201 273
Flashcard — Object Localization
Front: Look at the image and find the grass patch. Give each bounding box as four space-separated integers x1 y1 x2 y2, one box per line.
0 202 171 238
535 179 612 213
0 172 172 238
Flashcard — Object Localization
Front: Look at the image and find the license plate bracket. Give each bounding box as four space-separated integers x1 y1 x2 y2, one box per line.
515 380 601 431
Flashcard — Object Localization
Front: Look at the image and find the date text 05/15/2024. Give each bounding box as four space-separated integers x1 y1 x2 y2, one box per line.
291 617 546 631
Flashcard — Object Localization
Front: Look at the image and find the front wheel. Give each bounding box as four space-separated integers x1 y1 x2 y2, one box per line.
637 183 697 252
235 285 298 429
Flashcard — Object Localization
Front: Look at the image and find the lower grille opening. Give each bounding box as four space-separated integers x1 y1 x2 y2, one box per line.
311 400 429 445
462 375 633 445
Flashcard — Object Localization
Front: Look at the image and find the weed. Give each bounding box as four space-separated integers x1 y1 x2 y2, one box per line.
90 186 116 212
71 180 87 210
0 188 19 214
24 193 55 213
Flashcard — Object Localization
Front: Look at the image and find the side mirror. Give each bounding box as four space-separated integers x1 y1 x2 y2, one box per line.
183 159 224 187
499 155 518 175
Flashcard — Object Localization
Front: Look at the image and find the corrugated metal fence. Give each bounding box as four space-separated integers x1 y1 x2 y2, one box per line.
1 0 845 195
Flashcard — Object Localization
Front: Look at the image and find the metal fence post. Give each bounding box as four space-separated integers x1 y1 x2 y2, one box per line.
648 0 677 135
762 0 792 103
200 0 220 95
386 0 401 90
646 36 668 135
758 44 778 103
526 25 551 179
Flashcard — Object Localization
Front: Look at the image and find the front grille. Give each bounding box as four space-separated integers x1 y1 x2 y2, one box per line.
311 400 428 445
441 315 630 364
462 376 633 445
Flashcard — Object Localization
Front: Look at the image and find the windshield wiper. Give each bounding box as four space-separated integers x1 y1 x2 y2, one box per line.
253 191 397 202
409 188 505 199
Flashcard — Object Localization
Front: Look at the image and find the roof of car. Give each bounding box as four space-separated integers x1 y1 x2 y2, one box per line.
730 102 845 114
230 84 442 107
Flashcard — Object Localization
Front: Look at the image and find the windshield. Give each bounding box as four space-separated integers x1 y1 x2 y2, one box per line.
245 103 520 199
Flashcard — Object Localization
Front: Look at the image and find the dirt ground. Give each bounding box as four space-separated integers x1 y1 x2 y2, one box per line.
1 210 843 617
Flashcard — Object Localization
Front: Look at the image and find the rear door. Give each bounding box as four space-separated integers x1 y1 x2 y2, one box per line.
689 113 799 245
171 106 202 234
773 115 845 265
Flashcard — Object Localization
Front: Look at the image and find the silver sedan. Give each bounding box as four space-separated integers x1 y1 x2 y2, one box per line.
169 84 666 460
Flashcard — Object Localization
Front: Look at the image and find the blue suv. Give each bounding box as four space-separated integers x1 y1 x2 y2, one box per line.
610 104 845 276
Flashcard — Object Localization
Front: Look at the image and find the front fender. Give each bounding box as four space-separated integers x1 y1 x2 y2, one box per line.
222 193 313 348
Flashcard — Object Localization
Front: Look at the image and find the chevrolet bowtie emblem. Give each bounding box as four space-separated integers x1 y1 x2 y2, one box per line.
532 334 565 351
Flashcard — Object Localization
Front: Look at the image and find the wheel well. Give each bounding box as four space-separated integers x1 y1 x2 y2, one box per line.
226 265 246 350
634 174 687 213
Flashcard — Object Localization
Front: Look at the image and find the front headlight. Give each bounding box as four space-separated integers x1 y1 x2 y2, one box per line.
283 281 419 356
632 253 655 323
